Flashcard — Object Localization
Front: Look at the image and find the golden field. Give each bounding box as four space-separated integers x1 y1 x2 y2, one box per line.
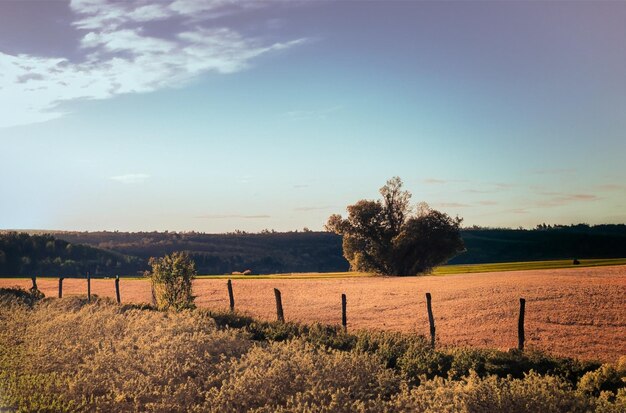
2 265 624 362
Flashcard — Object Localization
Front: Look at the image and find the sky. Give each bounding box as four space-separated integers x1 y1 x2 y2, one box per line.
1 0 625 233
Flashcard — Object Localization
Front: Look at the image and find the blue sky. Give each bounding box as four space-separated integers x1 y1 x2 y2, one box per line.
1 0 625 232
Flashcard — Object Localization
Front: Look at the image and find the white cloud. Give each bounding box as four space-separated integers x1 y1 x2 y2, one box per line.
69 0 266 30
0 0 305 128
196 214 271 219
284 105 343 121
110 173 151 184
81 29 177 54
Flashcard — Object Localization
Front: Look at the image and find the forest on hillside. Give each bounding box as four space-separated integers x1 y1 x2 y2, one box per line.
2 224 626 276
0 232 143 276
451 224 626 264
46 231 347 275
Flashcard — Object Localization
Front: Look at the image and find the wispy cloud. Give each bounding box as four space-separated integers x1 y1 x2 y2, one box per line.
196 214 270 219
422 178 468 185
462 182 514 193
462 188 494 194
597 184 626 191
477 200 498 206
535 192 599 207
284 105 343 121
567 194 597 200
434 202 472 208
531 168 576 175
0 0 306 128
70 0 267 30
293 206 333 212
422 178 447 184
109 173 150 184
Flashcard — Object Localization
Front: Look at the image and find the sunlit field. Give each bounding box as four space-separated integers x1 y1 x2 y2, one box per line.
200 257 626 278
3 264 624 362
433 258 626 275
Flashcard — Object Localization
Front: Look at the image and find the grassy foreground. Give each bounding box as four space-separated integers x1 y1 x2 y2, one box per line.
1 288 625 412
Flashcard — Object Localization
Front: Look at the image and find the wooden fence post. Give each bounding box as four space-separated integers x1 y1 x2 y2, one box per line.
151 284 157 307
227 279 235 312
87 272 91 302
115 275 121 304
274 288 284 322
426 292 436 348
341 293 347 331
31 276 37 291
518 298 526 351
58 277 64 298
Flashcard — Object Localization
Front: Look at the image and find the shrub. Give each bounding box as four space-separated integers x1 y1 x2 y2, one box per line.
145 252 196 311
383 372 593 413
204 340 401 412
0 296 251 412
446 348 600 385
577 362 626 398
0 286 44 307
1 294 624 412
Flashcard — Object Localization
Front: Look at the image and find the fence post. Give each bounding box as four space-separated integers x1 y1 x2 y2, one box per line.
115 275 121 304
58 277 64 298
518 298 526 351
87 272 91 302
426 292 436 348
31 276 37 291
341 293 347 331
274 288 284 322
151 284 157 307
227 279 235 312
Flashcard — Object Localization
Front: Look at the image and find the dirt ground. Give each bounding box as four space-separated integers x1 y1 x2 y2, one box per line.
3 265 625 362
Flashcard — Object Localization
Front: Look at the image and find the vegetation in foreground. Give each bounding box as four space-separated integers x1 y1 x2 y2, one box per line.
1 288 624 412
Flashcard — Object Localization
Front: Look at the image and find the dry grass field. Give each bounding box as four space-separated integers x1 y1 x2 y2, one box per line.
3 265 625 362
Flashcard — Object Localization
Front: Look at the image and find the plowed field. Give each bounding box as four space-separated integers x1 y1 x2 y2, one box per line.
3 265 625 362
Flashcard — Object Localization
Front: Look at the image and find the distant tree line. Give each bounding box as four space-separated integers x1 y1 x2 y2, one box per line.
14 231 348 275
0 232 144 276
450 225 626 264
2 223 626 276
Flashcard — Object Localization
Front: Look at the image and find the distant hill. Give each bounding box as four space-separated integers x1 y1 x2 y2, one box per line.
32 231 348 275
451 224 626 264
2 224 626 275
0 232 144 276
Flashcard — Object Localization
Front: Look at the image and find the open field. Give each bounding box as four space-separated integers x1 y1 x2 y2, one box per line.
195 257 626 279
3 265 625 362
433 257 626 275
2 257 625 280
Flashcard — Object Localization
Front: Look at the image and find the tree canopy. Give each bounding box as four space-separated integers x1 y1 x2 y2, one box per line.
326 177 465 275
0 232 143 276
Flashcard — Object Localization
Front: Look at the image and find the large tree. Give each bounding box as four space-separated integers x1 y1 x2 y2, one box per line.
326 177 465 275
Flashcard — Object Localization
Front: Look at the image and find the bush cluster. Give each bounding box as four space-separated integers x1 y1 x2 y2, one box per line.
1 289 624 412
206 310 602 387
145 252 196 311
